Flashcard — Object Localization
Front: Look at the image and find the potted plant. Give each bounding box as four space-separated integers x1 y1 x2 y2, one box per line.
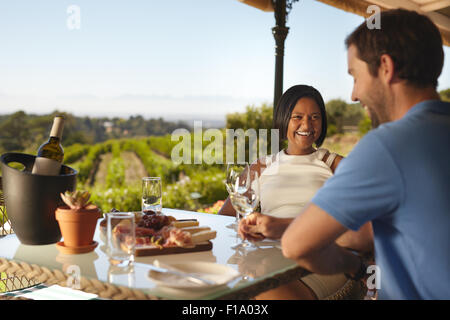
55 190 102 248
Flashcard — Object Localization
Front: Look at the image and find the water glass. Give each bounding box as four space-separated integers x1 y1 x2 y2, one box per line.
231 168 260 248
142 177 162 214
106 212 135 266
225 163 249 229
225 163 249 195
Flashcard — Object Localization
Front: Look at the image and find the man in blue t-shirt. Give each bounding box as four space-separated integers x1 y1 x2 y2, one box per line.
282 9 450 300
241 9 450 299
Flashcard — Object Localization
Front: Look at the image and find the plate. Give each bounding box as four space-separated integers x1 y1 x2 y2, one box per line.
147 261 240 290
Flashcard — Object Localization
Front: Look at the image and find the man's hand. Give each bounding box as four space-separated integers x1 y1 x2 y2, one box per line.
281 203 364 276
238 212 293 241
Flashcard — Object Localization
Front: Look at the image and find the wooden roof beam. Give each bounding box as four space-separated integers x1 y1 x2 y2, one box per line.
368 0 450 32
420 0 450 12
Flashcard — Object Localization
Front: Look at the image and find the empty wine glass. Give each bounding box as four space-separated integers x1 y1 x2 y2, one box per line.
224 162 250 229
230 168 260 248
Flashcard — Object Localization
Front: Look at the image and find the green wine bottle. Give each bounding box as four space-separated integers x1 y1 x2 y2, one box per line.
32 116 65 175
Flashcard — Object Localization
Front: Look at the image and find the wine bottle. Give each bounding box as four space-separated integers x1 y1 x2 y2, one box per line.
31 116 65 175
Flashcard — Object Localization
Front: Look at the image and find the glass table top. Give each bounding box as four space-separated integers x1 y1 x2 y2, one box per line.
0 209 302 300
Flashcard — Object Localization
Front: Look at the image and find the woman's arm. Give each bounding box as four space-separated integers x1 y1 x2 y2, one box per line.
217 196 236 217
239 212 294 240
323 153 344 174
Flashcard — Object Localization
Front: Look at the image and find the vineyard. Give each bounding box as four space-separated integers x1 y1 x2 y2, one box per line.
64 134 229 214
0 103 370 216
63 132 361 214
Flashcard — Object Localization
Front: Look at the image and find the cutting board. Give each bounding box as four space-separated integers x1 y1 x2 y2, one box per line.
135 241 213 256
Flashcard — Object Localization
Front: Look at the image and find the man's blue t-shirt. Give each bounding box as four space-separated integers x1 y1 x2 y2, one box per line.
312 100 450 300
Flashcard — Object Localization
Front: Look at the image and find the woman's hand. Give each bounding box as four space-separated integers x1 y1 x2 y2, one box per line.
238 212 265 241
238 212 293 240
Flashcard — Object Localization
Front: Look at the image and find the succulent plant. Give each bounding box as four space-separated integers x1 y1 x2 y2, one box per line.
60 190 97 210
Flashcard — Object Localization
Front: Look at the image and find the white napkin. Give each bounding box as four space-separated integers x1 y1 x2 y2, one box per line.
18 285 98 300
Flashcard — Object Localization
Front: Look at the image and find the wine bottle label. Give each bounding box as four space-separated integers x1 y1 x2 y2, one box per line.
32 157 62 176
50 117 64 139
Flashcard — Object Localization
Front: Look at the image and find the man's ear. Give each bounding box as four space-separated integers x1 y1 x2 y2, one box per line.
378 54 395 84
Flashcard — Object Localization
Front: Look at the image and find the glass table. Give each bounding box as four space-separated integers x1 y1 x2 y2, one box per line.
0 209 306 300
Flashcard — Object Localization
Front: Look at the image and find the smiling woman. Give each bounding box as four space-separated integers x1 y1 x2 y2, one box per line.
219 84 340 219
218 85 370 300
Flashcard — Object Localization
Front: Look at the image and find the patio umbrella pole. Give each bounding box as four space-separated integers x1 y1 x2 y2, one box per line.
272 0 289 110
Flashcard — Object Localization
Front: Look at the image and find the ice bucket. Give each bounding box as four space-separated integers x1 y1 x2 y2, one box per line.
0 153 77 245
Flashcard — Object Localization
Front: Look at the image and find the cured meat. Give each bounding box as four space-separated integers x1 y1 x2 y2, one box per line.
163 226 193 248
111 214 213 250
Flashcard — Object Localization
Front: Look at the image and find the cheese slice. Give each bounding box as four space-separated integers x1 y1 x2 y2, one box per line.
171 220 199 228
191 230 217 244
180 226 211 234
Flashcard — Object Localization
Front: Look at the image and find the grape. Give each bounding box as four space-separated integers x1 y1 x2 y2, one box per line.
136 213 171 230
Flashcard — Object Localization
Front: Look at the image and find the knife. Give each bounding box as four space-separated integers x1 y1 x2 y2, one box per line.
134 262 216 286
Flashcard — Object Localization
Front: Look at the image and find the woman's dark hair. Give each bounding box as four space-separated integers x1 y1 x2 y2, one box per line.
345 9 444 88
273 85 327 147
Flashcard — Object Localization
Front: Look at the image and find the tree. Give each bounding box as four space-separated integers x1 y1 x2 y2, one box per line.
326 99 365 135
225 103 276 159
0 111 31 151
226 103 273 131
358 114 372 135
326 99 347 134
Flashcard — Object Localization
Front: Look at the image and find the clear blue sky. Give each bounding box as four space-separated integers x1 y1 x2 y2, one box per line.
0 0 449 122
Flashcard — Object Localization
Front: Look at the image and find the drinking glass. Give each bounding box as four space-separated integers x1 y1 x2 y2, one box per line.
108 264 135 288
106 212 135 266
224 162 250 229
230 168 260 248
142 177 162 214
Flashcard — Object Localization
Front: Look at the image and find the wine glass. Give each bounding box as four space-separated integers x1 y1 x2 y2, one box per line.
224 162 250 229
142 177 162 215
230 168 260 248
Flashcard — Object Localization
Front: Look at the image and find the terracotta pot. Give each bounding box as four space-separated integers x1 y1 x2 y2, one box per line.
55 206 102 248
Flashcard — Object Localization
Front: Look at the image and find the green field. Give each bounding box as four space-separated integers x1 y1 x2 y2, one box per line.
64 135 229 213
0 130 360 215
0 102 367 215
62 132 361 214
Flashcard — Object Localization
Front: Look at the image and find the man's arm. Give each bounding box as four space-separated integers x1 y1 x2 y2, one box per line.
335 222 374 253
281 203 362 276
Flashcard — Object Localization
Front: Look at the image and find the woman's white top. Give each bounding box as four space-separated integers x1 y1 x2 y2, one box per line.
258 148 337 218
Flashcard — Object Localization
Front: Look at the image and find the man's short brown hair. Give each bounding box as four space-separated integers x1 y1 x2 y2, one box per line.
345 9 444 88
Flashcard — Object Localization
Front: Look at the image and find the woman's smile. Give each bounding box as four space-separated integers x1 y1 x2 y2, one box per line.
295 130 315 137
286 97 322 155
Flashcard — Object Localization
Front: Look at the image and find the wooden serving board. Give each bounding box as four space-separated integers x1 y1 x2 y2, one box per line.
135 241 213 257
